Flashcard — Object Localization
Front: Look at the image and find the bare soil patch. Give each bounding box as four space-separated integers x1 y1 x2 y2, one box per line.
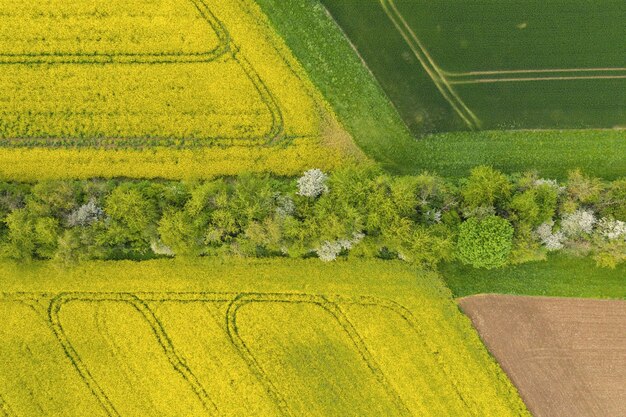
458 294 626 417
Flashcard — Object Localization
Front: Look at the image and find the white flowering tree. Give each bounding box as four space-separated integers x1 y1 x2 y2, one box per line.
297 169 328 198
315 233 365 262
66 199 104 227
561 209 596 238
535 221 565 251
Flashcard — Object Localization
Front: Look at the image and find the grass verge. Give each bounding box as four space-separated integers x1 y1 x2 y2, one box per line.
441 254 626 299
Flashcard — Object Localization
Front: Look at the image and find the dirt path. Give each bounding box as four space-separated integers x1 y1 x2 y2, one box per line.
458 295 626 417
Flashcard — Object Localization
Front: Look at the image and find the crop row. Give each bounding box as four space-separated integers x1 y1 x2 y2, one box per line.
0 0 225 59
0 292 438 417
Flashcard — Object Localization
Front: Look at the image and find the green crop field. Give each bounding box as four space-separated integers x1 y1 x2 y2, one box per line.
0 259 529 416
320 0 626 134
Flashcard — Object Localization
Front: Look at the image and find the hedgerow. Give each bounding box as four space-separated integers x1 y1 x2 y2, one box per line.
0 167 623 269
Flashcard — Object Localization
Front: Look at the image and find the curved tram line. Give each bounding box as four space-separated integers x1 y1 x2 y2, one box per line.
0 291 474 417
0 0 290 147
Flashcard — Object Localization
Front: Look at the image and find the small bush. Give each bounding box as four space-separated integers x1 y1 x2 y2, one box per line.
461 166 511 210
599 178 626 221
456 216 514 269
567 169 603 205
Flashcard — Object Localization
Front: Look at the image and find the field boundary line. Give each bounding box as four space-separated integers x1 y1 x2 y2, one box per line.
225 293 412 417
379 0 480 130
49 293 219 417
444 67 626 77
232 48 286 143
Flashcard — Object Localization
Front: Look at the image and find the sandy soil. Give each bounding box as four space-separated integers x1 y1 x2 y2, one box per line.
458 294 626 417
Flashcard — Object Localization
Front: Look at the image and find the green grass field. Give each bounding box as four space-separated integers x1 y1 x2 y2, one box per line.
0 259 529 417
320 0 626 133
442 255 626 299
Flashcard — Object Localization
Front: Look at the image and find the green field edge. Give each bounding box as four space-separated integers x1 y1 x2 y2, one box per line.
253 0 417 173
441 254 626 300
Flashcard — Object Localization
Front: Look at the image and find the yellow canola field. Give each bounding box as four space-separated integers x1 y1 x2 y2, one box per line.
0 259 531 417
0 0 362 178
0 139 347 180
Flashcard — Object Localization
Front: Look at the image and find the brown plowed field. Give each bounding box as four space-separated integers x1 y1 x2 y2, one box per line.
458 295 626 417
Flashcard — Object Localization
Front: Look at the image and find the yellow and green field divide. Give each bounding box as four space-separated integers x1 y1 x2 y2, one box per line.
0 0 362 179
0 259 530 416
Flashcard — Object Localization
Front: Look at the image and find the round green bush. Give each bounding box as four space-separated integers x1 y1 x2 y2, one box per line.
456 216 514 269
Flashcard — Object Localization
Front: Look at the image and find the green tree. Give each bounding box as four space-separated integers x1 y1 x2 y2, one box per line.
158 210 204 257
456 216 514 269
509 184 557 227
461 166 511 211
28 180 79 217
2 209 59 260
104 184 158 255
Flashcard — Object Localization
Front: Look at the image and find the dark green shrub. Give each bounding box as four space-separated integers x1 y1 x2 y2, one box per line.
456 216 514 269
